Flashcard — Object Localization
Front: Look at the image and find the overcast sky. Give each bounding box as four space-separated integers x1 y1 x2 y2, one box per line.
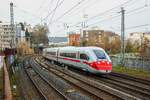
0 0 150 37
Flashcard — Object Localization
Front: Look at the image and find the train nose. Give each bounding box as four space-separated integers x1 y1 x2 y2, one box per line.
83 60 112 71
94 60 112 70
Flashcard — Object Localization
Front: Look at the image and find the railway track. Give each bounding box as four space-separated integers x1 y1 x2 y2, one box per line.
110 72 150 86
27 57 93 100
93 75 150 100
20 56 47 100
23 57 48 100
23 57 69 100
19 60 44 100
65 66 150 100
41 56 150 100
103 73 150 97
35 56 142 100
33 58 120 100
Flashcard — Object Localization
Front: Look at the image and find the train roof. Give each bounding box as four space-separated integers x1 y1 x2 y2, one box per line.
79 46 104 50
43 46 104 52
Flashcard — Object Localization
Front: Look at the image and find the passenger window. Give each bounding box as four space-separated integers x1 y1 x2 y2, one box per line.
80 54 89 60
60 52 76 58
47 52 56 55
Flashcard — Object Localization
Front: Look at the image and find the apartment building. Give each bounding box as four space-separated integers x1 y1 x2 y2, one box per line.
82 29 119 48
16 23 25 44
0 22 15 49
69 33 80 46
83 30 103 45
16 23 32 47
0 24 2 50
129 32 150 45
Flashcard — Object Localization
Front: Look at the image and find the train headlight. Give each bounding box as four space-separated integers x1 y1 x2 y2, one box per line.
107 62 109 64
98 62 101 64
90 63 93 66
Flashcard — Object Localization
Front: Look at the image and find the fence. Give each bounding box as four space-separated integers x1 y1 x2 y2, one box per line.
110 55 150 70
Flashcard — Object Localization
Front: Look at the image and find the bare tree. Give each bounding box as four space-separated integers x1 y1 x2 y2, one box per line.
17 41 34 56
110 38 121 54
140 37 150 57
31 24 49 45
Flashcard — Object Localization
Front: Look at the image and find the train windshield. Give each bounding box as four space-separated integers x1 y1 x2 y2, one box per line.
93 50 106 59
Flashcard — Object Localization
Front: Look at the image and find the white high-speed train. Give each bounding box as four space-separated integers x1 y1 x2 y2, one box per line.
43 46 112 74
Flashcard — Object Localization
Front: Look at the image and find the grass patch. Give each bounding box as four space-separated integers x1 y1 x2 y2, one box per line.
0 68 3 99
9 59 22 100
10 73 21 99
113 66 150 78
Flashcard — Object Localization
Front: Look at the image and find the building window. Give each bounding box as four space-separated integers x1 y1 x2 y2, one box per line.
16 38 18 43
130 33 133 36
85 33 88 37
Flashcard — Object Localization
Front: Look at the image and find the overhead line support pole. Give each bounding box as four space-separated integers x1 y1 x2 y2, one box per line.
120 7 125 66
10 2 15 49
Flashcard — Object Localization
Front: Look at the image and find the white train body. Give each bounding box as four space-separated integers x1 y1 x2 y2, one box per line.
43 46 112 74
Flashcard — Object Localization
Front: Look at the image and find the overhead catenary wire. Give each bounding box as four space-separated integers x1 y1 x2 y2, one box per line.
13 0 58 25
50 0 87 24
35 0 50 16
12 0 136 26
53 0 136 26
47 0 65 26
88 4 150 27
14 5 42 22
47 0 62 33
122 24 150 31
67 24 150 34
126 4 149 14
39 0 55 25
52 2 150 35
84 0 136 22
52 14 121 34
56 0 137 31
52 13 121 34
43 0 65 22
12 0 149 36
67 0 99 17
76 2 150 28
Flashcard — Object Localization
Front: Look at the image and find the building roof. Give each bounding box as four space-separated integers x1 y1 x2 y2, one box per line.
0 22 10 25
48 37 68 43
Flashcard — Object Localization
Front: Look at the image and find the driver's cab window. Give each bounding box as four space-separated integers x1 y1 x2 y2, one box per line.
80 53 89 60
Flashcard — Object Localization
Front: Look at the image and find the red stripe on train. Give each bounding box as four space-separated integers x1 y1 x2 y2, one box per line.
63 58 80 62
